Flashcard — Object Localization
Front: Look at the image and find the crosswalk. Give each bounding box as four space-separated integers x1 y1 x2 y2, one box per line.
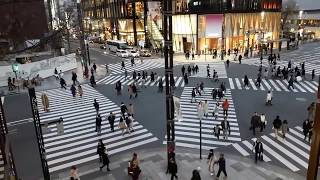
36 85 158 173
163 87 241 150
0 150 3 180
97 75 186 87
190 62 227 78
228 78 319 93
102 58 184 75
232 126 311 172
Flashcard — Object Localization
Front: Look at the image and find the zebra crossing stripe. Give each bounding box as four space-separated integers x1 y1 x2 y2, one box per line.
242 140 271 162
299 81 314 93
150 76 161 86
235 78 242 89
312 81 319 86
261 79 271 90
257 138 300 172
293 82 307 92
304 81 317 91
289 128 305 140
262 136 308 169
109 76 122 84
268 79 281 91
249 79 258 90
228 78 235 89
275 80 289 92
163 141 216 150
282 80 298 92
175 77 183 87
174 136 233 146
104 76 119 84
232 143 250 156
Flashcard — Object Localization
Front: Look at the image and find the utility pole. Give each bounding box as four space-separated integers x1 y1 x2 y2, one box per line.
164 0 175 162
307 77 320 179
77 0 88 69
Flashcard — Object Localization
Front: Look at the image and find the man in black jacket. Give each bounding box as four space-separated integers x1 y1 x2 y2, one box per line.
99 149 110 171
120 102 128 116
273 115 282 139
253 139 264 163
168 158 178 180
215 153 227 179
221 118 230 140
108 112 115 132
93 99 99 114
251 112 261 136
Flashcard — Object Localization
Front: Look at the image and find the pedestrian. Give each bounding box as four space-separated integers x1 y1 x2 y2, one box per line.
217 89 224 100
70 84 76 97
128 153 141 180
93 99 99 114
222 99 229 117
128 85 133 99
287 76 294 89
211 88 217 100
78 85 83 97
96 114 102 135
97 139 106 162
191 169 201 180
260 113 266 132
100 149 111 171
151 72 155 81
120 102 128 116
195 65 199 73
197 102 204 120
303 119 311 140
188 65 192 76
118 116 127 136
265 90 273 106
212 101 219 120
125 115 134 133
221 117 230 139
213 124 221 140
251 112 261 136
132 83 138 98
282 120 289 139
312 69 315 80
255 76 261 87
203 100 209 118
54 68 59 80
215 153 227 179
158 78 163 92
70 165 80 180
105 64 109 74
59 70 63 79
168 158 178 180
272 115 282 139
125 69 128 79
184 73 189 85
131 57 135 66
244 75 249 88
191 88 196 103
90 75 96 87
60 77 67 89
93 63 97 72
226 59 230 67
128 104 134 117
71 72 78 85
41 93 50 112
307 102 316 121
253 138 264 163
207 149 217 176
107 112 115 132
238 54 242 64
57 117 64 135
132 70 137 82
121 61 125 70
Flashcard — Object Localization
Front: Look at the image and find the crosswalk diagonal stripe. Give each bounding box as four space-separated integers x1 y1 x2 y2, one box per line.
232 143 250 156
249 79 257 90
268 79 281 91
275 80 289 92
242 140 271 162
299 81 314 93
293 82 307 92
235 78 242 89
228 78 235 89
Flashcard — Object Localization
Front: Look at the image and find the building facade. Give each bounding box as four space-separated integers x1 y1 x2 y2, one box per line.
81 0 282 53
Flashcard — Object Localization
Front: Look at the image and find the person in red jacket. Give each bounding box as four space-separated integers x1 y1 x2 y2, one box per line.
222 99 229 117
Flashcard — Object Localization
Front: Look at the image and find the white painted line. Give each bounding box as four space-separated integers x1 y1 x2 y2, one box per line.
235 78 242 89
275 80 289 92
228 78 235 89
262 79 271 90
232 143 250 156
268 79 281 91
242 140 271 162
299 81 314 93
249 79 258 90
175 77 183 87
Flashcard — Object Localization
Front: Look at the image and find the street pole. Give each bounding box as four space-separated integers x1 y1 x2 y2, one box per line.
164 0 175 163
200 117 202 159
77 0 88 68
221 14 225 60
307 76 320 179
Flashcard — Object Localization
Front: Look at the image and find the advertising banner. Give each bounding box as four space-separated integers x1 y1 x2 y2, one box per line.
205 14 223 38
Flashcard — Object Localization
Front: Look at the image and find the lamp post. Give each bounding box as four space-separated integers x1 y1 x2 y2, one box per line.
199 115 202 159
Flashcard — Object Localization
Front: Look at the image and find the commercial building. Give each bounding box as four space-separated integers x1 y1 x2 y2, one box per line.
81 0 281 54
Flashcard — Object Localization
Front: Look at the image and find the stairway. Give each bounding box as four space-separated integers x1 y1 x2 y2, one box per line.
147 16 163 49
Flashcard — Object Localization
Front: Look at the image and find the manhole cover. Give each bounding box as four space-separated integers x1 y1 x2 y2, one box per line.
296 97 307 102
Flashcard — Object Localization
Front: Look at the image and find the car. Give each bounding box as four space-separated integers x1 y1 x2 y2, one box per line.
140 49 151 57
116 49 129 58
129 50 140 57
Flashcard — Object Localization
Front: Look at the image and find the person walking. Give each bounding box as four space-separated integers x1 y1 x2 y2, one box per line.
203 100 209 118
265 90 273 106
96 114 102 135
273 116 282 139
93 99 99 114
128 153 141 180
251 112 261 136
115 81 122 95
90 75 96 87
191 88 197 103
191 169 201 180
226 59 230 68
181 65 185 76
56 117 64 135
118 116 127 136
312 69 315 80
121 61 125 70
54 68 59 80
131 57 135 66
71 72 78 85
184 73 189 85
303 119 311 140
215 153 227 179
197 102 204 120
128 104 134 117
221 118 231 140
93 63 97 72
128 85 133 99
282 120 289 139
125 115 134 133
78 85 83 97
288 75 295 89
212 101 219 120
41 93 50 112
211 88 217 100
158 78 163 92
97 139 106 162
70 166 80 180
168 158 178 180
132 83 138 98
107 112 115 132
70 84 76 97
120 102 128 116
99 149 111 171
260 113 266 132
238 54 242 64
222 99 229 117
207 149 217 176
60 77 67 89
253 138 264 163
213 124 221 140
244 75 249 88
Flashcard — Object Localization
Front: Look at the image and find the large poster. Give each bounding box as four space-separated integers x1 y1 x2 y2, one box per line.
205 14 223 38
148 1 162 29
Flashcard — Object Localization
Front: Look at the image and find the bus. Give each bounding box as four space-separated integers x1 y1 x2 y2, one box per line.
106 40 127 53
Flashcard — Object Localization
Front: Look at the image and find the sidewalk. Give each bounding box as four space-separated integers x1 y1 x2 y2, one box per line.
50 147 304 180
0 61 108 96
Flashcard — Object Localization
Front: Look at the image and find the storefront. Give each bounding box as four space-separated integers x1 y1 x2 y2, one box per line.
118 19 145 46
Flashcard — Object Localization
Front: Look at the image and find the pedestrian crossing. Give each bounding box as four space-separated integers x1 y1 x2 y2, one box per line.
0 150 4 180
190 62 227 78
228 78 319 93
232 126 311 172
163 87 241 150
97 75 186 87
36 85 158 173
101 58 184 75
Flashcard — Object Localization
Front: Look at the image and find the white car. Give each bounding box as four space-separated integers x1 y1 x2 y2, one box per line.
129 50 140 57
116 49 129 58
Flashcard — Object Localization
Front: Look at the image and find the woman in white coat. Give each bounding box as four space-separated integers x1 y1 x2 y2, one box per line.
212 102 220 121
265 90 273 106
197 101 204 120
203 100 209 118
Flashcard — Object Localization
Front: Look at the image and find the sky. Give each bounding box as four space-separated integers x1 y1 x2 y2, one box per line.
294 0 320 10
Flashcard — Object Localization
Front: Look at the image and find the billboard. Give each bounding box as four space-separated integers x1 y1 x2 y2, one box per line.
205 14 223 38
